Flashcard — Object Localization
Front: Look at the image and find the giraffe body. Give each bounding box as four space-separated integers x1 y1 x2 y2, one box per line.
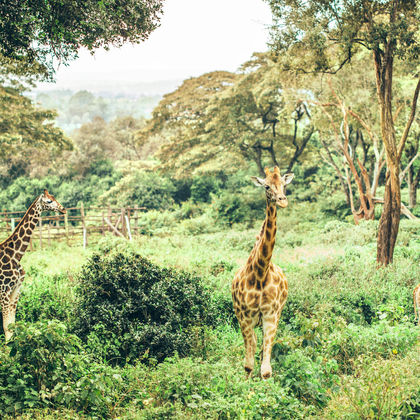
0 190 65 340
232 167 293 379
414 284 420 326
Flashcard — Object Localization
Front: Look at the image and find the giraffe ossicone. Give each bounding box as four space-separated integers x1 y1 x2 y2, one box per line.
0 190 66 341
232 166 294 379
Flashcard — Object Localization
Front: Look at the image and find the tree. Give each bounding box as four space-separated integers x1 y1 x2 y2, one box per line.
140 71 241 177
0 0 164 76
206 53 314 176
144 56 315 177
266 0 420 265
0 84 72 183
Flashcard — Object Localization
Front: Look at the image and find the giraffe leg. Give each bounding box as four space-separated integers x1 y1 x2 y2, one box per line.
240 322 257 377
2 280 22 342
260 314 278 379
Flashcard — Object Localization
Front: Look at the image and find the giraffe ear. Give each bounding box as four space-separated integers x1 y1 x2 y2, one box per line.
251 176 266 187
283 173 294 185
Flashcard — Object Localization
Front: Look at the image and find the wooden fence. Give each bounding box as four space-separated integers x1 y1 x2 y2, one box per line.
0 205 146 249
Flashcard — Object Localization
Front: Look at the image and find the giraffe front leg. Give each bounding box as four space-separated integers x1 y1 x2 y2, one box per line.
260 314 278 379
240 322 257 377
2 280 22 342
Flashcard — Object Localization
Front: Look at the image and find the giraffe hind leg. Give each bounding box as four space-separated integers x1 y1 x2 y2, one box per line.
2 277 23 341
240 321 257 377
260 313 279 379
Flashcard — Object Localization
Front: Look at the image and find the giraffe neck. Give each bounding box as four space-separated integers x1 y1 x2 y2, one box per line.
249 201 277 280
1 196 42 262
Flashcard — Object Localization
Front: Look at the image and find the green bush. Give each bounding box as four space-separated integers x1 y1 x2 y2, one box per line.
323 350 420 419
213 187 263 226
274 349 339 407
0 321 114 416
132 356 307 419
190 175 221 203
72 253 213 364
16 274 74 325
326 322 418 373
99 170 176 210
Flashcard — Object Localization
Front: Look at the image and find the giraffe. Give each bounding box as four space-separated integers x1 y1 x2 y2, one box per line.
414 284 420 326
232 166 294 379
0 190 66 341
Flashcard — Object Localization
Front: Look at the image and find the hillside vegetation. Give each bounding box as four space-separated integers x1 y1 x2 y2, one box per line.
1 200 419 419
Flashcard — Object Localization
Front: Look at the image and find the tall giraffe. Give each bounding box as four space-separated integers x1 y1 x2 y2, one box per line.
232 167 294 379
0 190 66 340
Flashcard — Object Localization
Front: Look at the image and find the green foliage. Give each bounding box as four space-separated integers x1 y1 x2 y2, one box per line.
266 0 420 73
323 350 420 419
0 84 71 173
72 252 212 364
0 321 103 415
0 159 121 209
134 356 306 419
326 322 418 373
16 274 74 325
99 169 176 210
190 175 221 203
0 1 164 75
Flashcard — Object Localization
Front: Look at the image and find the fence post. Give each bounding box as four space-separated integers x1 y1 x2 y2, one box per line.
11 218 15 232
107 207 112 233
101 211 105 235
64 211 69 245
134 210 138 236
125 214 132 241
121 208 126 238
47 221 51 247
81 202 87 248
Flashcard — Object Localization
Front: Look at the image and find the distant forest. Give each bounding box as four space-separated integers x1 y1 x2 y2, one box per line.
32 89 162 134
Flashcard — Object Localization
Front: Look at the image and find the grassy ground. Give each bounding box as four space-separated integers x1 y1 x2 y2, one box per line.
2 203 419 419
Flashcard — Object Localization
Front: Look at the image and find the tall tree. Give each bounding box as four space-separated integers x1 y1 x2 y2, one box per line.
266 0 420 265
144 56 314 177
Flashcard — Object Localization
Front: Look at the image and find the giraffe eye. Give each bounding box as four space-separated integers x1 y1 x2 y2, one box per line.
46 199 52 204
265 185 270 190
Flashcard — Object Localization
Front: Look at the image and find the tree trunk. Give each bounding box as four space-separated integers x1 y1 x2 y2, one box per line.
408 167 419 208
373 42 403 266
377 167 401 265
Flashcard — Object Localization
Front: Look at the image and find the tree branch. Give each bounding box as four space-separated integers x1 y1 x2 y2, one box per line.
397 77 420 160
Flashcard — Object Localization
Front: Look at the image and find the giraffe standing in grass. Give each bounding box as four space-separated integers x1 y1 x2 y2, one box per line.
232 167 294 379
414 284 420 326
0 190 66 340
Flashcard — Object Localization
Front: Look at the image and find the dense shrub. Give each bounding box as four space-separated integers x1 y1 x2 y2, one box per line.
0 321 115 416
132 356 307 419
213 187 263 226
72 252 212 364
326 321 418 373
190 175 221 203
99 170 176 210
0 159 121 211
16 274 74 325
323 350 420 419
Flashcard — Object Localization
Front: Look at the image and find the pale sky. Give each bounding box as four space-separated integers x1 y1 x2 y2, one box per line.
38 0 273 91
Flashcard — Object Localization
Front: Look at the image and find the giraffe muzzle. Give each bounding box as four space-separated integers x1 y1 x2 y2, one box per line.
276 197 288 208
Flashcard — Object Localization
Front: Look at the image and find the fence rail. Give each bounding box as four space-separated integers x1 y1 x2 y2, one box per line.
0 205 147 249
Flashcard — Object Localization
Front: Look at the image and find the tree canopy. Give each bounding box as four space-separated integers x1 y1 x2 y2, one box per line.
265 0 420 265
0 0 165 76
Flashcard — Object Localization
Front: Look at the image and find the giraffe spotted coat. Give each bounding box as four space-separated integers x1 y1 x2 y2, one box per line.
232 167 293 379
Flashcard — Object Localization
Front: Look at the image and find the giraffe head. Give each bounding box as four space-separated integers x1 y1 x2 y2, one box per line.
39 190 66 214
251 167 294 208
